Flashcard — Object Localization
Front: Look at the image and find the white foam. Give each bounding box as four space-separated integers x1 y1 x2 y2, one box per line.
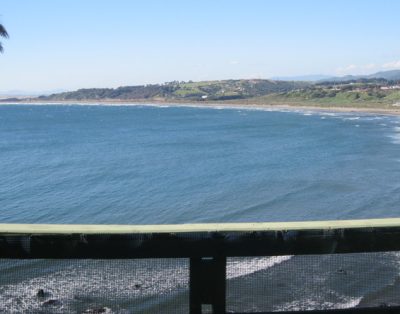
0 261 188 313
274 294 362 311
388 135 400 144
363 116 383 121
388 126 400 144
227 256 292 280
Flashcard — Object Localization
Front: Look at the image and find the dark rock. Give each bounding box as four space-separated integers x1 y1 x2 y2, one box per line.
36 289 45 298
42 299 61 306
134 284 141 289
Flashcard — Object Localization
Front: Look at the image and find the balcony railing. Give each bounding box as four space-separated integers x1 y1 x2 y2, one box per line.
1 218 400 313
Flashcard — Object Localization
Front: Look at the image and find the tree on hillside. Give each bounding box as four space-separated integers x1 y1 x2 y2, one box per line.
0 23 9 53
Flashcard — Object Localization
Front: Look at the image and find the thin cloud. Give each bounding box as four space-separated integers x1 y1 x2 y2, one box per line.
382 60 400 69
335 64 358 75
364 63 377 70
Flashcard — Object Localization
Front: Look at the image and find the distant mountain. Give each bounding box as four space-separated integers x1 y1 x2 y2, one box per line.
271 70 400 83
271 75 332 82
366 70 400 80
321 70 400 82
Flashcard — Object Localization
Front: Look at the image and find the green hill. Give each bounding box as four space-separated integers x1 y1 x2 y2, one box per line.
37 79 310 102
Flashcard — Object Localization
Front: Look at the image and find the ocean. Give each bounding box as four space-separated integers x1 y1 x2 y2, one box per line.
0 103 400 313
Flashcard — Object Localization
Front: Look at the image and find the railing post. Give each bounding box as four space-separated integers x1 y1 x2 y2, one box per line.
189 256 226 314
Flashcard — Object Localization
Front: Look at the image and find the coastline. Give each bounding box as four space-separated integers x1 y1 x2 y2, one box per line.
2 99 400 116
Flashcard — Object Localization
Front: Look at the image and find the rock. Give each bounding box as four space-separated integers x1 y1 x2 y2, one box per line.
134 284 141 289
42 299 61 306
36 289 45 298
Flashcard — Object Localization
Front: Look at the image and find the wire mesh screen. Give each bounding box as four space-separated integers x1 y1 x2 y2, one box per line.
226 252 400 313
0 259 189 313
2 223 400 313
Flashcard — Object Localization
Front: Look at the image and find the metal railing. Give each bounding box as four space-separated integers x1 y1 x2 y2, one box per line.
1 218 400 313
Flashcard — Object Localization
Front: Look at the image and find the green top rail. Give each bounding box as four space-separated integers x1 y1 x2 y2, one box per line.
1 217 400 234
2 217 400 259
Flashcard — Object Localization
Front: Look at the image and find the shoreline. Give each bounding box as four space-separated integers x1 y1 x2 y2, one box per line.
1 99 400 116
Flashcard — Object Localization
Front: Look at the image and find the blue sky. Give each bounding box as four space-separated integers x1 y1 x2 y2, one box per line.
1 0 400 93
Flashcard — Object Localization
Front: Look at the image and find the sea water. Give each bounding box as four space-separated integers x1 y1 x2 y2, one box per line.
0 104 400 312
1 104 400 224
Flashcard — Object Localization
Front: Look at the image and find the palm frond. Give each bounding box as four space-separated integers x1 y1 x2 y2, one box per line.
0 24 9 38
0 42 3 53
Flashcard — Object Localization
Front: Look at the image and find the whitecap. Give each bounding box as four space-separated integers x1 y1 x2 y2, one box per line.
388 135 400 144
275 295 362 312
342 117 360 121
227 256 292 280
363 116 383 121
387 127 400 144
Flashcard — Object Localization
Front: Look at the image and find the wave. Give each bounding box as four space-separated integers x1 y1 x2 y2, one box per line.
362 116 384 121
388 126 400 144
227 256 292 280
342 117 360 121
323 112 338 116
274 295 362 312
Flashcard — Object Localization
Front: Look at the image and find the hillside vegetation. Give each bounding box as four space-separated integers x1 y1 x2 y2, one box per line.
37 80 310 101
253 79 400 108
